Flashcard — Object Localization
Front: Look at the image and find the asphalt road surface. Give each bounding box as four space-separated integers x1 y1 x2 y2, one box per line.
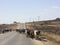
0 31 58 45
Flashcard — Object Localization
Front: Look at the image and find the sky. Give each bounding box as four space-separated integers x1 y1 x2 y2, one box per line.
0 0 60 24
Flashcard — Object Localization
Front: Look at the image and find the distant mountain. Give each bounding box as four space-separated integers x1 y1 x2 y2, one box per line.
54 18 60 21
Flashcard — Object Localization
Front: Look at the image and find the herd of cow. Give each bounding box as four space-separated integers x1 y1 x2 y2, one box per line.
0 29 45 41
0 29 12 34
26 30 41 39
16 29 42 40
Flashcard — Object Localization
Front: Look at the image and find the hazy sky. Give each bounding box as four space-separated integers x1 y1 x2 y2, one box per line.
0 0 60 24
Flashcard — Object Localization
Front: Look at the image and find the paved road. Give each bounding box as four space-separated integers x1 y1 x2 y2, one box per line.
0 31 45 45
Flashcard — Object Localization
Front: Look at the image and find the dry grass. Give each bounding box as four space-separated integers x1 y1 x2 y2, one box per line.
40 31 60 45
